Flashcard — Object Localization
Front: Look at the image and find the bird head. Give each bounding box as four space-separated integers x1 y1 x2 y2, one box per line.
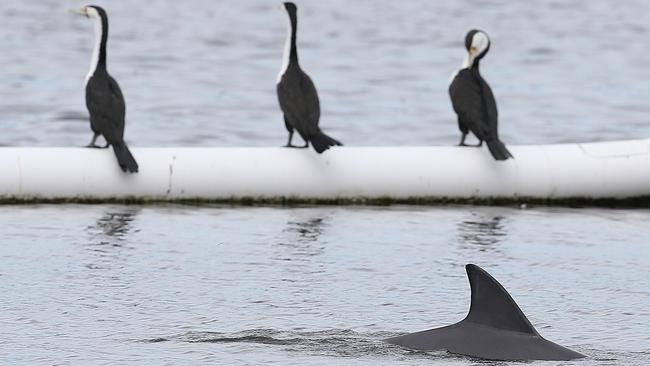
465 29 491 67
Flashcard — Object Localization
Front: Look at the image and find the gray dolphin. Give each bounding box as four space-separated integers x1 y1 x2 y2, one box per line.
386 264 586 361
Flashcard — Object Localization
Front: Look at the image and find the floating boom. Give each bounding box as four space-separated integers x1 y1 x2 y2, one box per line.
0 139 649 204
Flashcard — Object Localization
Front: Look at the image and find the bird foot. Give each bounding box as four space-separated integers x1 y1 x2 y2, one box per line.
102 144 110 149
283 144 309 149
85 144 102 148
457 143 469 147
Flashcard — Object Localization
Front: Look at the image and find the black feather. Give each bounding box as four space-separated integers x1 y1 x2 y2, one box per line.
84 7 138 172
449 68 512 160
277 3 341 154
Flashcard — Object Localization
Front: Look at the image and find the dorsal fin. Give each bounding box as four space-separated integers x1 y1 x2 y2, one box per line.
463 264 538 335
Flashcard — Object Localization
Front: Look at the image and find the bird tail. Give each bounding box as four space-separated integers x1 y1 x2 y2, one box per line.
310 131 343 154
112 142 139 173
486 139 513 161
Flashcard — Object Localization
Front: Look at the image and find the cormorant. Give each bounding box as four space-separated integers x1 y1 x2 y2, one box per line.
74 5 138 173
276 2 342 154
449 30 513 161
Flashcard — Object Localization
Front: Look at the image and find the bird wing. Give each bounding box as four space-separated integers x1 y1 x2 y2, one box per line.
479 77 499 140
449 69 490 140
277 67 321 138
86 74 126 143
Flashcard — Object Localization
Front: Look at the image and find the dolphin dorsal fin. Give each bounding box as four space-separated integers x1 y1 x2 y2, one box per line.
463 264 539 335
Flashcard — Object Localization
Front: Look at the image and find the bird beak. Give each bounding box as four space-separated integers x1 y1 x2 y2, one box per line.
70 7 87 16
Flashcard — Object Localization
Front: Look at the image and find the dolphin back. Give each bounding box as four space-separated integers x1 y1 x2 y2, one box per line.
463 264 538 334
386 264 586 361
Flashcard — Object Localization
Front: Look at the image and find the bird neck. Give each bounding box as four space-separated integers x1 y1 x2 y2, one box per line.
278 14 298 83
462 53 481 71
288 16 298 65
86 15 108 84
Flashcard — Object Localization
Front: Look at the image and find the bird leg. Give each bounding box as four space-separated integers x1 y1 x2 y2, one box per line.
284 130 298 148
102 143 110 149
475 140 483 147
86 133 100 148
284 131 309 148
457 133 468 146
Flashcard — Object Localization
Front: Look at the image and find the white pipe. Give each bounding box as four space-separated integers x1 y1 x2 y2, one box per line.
1 139 649 202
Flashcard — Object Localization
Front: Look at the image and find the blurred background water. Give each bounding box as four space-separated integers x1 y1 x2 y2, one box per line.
1 0 649 365
1 0 650 147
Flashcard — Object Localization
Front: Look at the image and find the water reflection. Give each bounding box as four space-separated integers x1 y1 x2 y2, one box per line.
457 214 506 250
272 214 330 301
86 207 140 246
284 217 327 244
80 207 141 271
272 214 330 263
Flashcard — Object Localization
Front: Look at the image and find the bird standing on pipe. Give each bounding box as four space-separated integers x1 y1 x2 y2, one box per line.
449 30 513 161
276 2 343 154
73 5 139 173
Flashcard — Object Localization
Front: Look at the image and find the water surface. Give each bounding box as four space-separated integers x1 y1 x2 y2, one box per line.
1 205 648 365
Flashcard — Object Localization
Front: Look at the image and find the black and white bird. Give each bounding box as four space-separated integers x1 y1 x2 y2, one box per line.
74 5 138 173
276 2 342 154
449 30 513 161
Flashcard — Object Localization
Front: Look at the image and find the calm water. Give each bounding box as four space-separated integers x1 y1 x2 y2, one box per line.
0 205 649 365
1 1 650 365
